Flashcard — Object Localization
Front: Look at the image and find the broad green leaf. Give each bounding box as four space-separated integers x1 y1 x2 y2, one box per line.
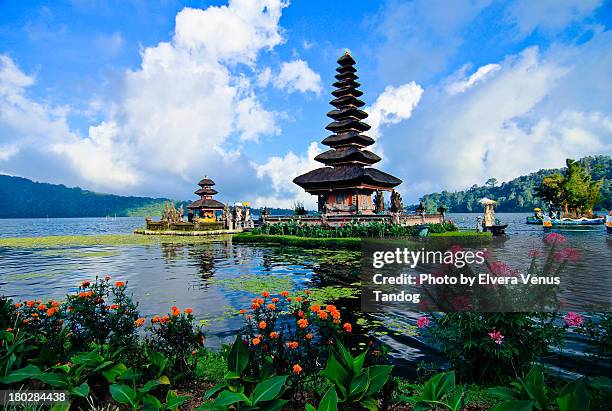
257 399 288 411
305 404 317 411
317 387 339 411
227 335 249 374
0 364 41 384
349 371 369 400
34 372 68 388
321 354 348 388
50 403 71 411
158 375 171 385
489 386 521 401
143 393 162 409
92 360 114 373
557 378 589 411
251 375 288 405
335 341 354 371
490 400 534 411
363 365 393 398
447 389 464 411
434 372 456 399
204 381 228 400
359 397 379 411
72 382 90 398
165 390 191 410
110 383 137 407
142 379 161 393
522 366 547 411
224 371 241 380
212 390 249 407
102 363 128 383
353 351 367 375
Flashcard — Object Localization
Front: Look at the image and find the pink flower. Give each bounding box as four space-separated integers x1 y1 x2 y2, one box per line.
417 300 431 311
416 316 430 328
489 261 516 277
564 312 583 327
488 330 504 345
555 247 581 263
544 233 566 245
528 249 542 258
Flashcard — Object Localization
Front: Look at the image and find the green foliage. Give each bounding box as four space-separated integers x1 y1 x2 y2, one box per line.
399 371 464 411
420 155 611 212
424 313 566 384
0 174 189 218
574 313 612 368
233 233 362 249
318 341 393 410
198 335 289 411
488 365 590 411
0 234 220 248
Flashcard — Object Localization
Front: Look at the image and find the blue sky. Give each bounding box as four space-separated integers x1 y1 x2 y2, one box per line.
0 0 611 207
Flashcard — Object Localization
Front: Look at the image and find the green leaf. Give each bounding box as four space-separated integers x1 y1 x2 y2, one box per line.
165 390 191 411
588 376 612 392
143 393 162 410
434 372 456 400
363 365 393 398
142 379 161 393
71 351 104 366
306 404 317 411
353 351 367 375
224 371 241 380
359 397 379 411
557 378 589 411
212 390 249 407
489 386 521 401
227 334 249 374
257 399 288 411
522 366 547 411
158 375 171 385
34 371 68 388
50 403 71 411
92 360 114 373
0 364 41 384
335 341 354 371
72 382 90 398
110 383 137 407
349 371 370 400
490 400 534 411
447 389 464 411
102 363 128 383
251 375 288 405
204 382 228 400
317 387 339 411
321 354 348 388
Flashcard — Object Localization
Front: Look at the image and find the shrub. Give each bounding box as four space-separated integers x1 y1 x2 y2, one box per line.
64 276 140 353
146 306 204 379
15 298 67 364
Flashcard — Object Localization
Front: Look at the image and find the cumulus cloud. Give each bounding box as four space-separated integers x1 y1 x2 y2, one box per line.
0 0 290 198
367 82 424 139
273 59 322 94
253 141 322 208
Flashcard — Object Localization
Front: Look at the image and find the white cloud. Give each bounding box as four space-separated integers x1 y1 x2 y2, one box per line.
0 0 290 197
367 82 424 139
506 0 603 38
273 59 322 94
253 141 322 208
256 67 272 87
446 63 501 95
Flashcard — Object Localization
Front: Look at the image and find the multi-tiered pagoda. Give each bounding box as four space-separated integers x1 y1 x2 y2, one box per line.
187 176 224 221
293 52 402 215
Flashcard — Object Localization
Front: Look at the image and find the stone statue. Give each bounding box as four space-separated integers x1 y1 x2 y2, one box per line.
390 190 403 214
177 205 184 222
244 207 253 228
374 190 385 214
223 204 232 229
233 204 243 229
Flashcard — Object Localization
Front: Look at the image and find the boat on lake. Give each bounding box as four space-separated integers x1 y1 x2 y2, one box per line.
526 208 544 224
543 216 605 228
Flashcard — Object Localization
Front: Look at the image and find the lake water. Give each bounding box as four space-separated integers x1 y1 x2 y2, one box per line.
0 213 610 378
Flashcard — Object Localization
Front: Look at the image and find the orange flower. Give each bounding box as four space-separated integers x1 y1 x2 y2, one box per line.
239 309 247 314
171 307 180 316
272 298 279 303
333 319 340 324
261 291 270 298
26 301 35 308
246 315 252 320
326 305 337 312
297 319 309 329
81 280 90 287
51 301 60 307
191 350 198 355
317 310 328 320
267 304 276 310
310 304 321 313
286 341 299 349
305 333 313 340
46 307 58 316
160 315 170 323
151 316 160 323
331 311 341 320
6 328 14 332
37 304 46 311
287 297 293 302
292 364 303 374
252 337 261 346
14 303 22 308
22 319 29 324
110 304 119 310
135 318 146 327
305 290 311 295
280 291 289 297
115 281 125 287
258 321 267 329
343 323 352 333
251 303 260 310
295 297 303 302
31 313 39 318
270 331 279 339
185 308 193 314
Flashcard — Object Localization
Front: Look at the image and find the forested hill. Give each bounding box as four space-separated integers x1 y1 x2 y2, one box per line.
419 155 611 213
0 175 187 218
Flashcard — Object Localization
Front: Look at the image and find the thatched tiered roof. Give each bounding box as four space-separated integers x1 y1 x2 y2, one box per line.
188 176 224 210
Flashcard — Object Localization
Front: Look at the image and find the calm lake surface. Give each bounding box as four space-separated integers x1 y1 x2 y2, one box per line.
0 213 610 377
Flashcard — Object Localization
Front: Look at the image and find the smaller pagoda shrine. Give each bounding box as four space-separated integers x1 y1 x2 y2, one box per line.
187 176 225 222
293 51 402 215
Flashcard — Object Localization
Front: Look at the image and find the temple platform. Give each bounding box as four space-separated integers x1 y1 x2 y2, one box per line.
263 213 444 227
134 228 242 236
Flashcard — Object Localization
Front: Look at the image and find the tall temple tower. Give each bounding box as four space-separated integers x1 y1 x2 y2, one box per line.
293 51 402 215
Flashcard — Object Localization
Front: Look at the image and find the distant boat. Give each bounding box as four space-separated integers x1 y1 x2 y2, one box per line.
526 216 543 224
543 216 605 227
